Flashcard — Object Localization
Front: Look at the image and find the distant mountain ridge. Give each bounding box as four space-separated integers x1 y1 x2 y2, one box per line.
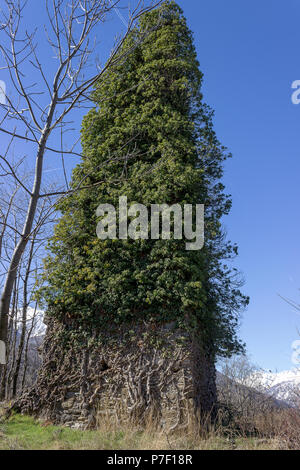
259 370 300 405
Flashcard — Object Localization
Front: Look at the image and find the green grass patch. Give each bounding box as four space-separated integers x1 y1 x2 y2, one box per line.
0 413 278 450
0 414 97 450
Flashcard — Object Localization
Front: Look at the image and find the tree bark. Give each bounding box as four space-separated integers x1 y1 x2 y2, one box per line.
0 116 54 369
191 334 217 427
11 243 33 397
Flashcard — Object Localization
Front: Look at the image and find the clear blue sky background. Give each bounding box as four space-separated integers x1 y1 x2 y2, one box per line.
177 0 300 372
1 0 300 372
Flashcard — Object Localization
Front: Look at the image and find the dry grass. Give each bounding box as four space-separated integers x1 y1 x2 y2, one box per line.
0 401 299 450
0 413 278 450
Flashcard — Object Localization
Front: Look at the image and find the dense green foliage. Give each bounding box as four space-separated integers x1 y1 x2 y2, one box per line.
39 1 248 356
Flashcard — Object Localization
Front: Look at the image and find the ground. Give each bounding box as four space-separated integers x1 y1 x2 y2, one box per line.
0 412 279 450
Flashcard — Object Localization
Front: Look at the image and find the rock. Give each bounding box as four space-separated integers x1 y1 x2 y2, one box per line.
61 398 75 410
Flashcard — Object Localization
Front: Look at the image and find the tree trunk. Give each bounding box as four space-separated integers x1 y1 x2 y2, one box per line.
191 334 217 427
11 235 35 398
0 119 54 369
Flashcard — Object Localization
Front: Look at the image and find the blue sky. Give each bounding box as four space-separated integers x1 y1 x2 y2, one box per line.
1 0 300 372
177 0 300 371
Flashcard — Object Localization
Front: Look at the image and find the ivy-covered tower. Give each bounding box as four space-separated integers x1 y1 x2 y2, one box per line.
15 1 248 428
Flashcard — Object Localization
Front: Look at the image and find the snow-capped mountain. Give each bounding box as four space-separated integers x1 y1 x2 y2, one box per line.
15 307 46 338
258 369 300 405
29 309 46 338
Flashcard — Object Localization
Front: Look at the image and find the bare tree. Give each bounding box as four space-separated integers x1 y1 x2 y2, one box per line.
10 201 48 398
279 292 300 313
217 355 283 434
0 176 55 398
0 0 161 366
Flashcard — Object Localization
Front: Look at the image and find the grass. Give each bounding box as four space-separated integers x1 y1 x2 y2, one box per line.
0 413 279 450
0 415 97 450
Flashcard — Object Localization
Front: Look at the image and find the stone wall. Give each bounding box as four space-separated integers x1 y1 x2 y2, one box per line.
13 320 216 430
